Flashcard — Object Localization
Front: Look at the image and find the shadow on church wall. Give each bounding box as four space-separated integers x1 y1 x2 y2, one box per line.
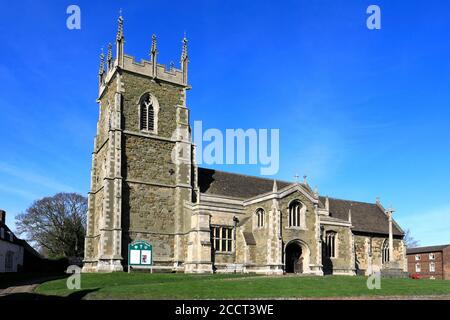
322 256 333 275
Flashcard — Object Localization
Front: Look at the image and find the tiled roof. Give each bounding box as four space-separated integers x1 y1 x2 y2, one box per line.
197 168 404 237
320 197 404 236
406 245 450 254
0 215 41 257
198 167 293 199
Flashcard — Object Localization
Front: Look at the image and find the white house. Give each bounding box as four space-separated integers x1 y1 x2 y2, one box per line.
0 210 24 273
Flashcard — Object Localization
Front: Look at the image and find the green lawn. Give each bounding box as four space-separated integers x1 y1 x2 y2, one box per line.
33 273 450 299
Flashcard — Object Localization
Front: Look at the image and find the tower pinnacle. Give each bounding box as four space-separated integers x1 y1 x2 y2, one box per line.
180 34 188 84
150 34 158 77
98 48 105 75
116 11 124 67
151 34 157 57
116 12 124 41
107 43 113 70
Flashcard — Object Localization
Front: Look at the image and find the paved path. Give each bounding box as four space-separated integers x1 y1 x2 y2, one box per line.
0 276 62 298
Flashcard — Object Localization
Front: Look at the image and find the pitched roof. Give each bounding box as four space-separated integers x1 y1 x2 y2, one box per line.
0 219 22 246
406 244 450 254
198 167 293 199
197 168 404 237
320 197 404 236
0 214 41 257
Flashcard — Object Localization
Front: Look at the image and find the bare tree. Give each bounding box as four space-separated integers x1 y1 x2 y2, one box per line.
16 192 87 258
404 229 420 248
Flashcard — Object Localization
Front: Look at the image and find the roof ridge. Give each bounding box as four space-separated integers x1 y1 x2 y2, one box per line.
324 196 377 206
198 167 295 186
409 244 450 250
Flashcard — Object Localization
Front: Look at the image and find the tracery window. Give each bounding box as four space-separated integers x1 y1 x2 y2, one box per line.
256 209 265 228
140 93 157 133
324 231 337 258
289 200 303 228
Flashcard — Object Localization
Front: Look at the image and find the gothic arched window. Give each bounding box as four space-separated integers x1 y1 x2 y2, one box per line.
140 93 157 133
289 200 304 228
256 209 265 228
382 239 390 264
324 231 337 258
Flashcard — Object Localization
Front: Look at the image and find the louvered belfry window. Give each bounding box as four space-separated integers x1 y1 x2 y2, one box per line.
140 93 155 132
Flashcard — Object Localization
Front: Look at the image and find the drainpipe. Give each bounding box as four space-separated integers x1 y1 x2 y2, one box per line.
233 216 239 273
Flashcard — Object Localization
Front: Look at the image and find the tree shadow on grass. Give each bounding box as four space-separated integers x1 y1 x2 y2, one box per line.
0 288 99 300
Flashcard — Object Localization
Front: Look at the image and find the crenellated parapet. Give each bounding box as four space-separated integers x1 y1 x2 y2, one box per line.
97 12 189 100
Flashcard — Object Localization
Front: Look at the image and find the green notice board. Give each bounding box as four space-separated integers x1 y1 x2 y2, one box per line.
128 240 153 270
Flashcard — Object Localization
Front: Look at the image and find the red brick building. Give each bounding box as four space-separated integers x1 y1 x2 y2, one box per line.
406 245 450 280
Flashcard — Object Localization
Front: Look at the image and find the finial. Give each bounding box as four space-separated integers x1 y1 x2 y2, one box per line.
273 180 278 193
348 207 352 223
303 175 308 185
376 196 381 204
181 33 188 62
313 186 319 198
325 196 329 211
151 34 157 55
170 61 175 71
98 48 105 75
107 43 112 64
180 32 189 84
116 11 124 41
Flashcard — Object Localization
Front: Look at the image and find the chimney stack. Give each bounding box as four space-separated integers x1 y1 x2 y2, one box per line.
0 210 5 224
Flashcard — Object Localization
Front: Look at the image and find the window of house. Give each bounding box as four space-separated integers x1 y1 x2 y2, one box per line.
0 227 4 239
415 263 421 273
289 200 303 228
382 240 389 264
140 93 157 133
429 253 435 260
256 209 265 228
7 231 13 242
415 254 421 261
429 262 435 273
324 231 337 258
211 226 233 253
5 251 14 272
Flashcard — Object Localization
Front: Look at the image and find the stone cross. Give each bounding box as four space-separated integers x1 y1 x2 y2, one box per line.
386 206 395 263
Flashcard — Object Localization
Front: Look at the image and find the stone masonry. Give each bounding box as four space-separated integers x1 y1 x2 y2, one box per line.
83 15 407 275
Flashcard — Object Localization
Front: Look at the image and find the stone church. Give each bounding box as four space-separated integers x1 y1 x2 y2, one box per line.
83 16 408 276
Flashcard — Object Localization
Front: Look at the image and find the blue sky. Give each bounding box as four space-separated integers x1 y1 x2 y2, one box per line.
0 0 449 246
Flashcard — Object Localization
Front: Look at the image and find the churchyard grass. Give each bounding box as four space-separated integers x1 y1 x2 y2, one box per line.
34 273 450 299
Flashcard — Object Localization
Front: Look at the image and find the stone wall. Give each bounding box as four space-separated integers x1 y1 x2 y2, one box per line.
245 199 273 268
279 191 318 267
354 234 405 274
122 134 176 185
121 72 182 138
321 225 352 275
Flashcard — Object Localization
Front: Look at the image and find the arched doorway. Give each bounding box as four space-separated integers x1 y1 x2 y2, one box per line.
285 242 303 273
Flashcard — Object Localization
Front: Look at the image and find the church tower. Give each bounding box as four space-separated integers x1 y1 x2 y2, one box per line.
83 14 199 272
